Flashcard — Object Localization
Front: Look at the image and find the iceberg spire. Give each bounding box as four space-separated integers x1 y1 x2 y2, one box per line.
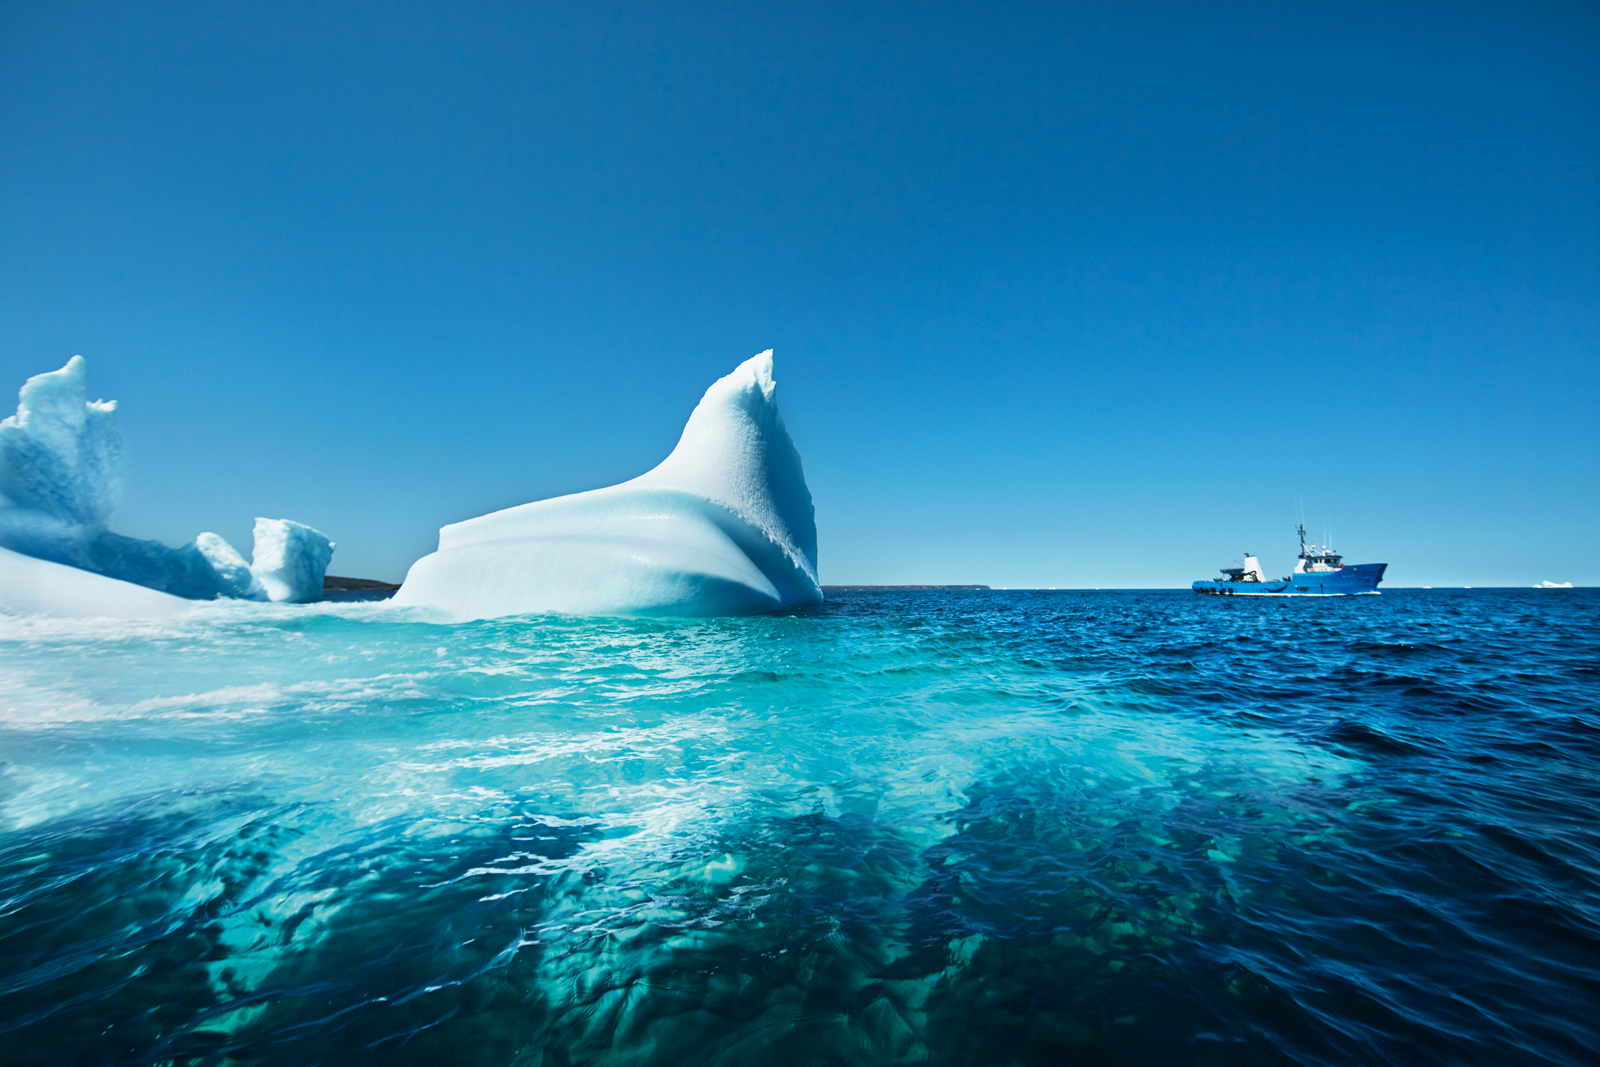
0 356 122 550
630 351 818 589
395 350 822 618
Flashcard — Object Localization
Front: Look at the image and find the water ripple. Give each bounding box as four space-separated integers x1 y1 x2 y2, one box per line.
0 588 1596 1065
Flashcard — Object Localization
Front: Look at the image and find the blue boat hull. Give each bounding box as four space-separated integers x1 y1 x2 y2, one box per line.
1193 562 1387 596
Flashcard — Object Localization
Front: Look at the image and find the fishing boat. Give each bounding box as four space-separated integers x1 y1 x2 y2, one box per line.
1193 525 1386 596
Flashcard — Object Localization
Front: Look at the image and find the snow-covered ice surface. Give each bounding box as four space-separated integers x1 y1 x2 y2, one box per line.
396 351 821 618
0 357 333 611
0 546 192 618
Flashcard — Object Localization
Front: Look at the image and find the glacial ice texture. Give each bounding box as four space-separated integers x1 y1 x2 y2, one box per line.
250 518 334 604
0 356 122 565
0 357 333 611
395 351 821 618
195 532 266 600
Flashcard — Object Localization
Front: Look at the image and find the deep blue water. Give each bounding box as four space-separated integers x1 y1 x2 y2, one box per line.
1 589 1596 1066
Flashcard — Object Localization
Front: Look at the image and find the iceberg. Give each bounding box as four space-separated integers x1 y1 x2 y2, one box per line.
0 356 334 609
395 350 821 619
249 518 335 603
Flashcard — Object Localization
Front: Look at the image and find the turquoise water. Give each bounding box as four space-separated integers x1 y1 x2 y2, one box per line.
1 589 1596 1065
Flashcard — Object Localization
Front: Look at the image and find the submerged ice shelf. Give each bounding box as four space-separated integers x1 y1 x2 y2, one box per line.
0 356 334 614
396 351 821 619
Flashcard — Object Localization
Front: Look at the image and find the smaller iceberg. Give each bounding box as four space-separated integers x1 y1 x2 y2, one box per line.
0 356 335 612
194 531 266 600
250 518 335 603
395 350 821 619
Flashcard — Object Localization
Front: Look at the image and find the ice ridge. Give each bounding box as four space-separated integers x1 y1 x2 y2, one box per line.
395 350 821 618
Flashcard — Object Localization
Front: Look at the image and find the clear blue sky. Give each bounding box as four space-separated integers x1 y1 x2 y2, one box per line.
2 1 1595 587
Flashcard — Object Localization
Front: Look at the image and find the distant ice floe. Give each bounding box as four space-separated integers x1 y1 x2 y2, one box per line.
396 350 821 618
1536 580 1574 589
0 356 334 615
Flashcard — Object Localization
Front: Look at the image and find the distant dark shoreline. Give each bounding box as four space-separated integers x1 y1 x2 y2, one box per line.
323 575 400 591
322 575 401 601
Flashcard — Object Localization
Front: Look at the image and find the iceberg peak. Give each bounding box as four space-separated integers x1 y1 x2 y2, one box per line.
630 351 817 588
0 355 122 531
395 350 821 619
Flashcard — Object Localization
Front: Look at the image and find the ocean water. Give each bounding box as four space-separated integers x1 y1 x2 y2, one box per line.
1 589 1596 1066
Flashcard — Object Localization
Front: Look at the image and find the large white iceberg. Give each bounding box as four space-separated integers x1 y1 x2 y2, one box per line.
395 351 821 618
0 356 335 609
